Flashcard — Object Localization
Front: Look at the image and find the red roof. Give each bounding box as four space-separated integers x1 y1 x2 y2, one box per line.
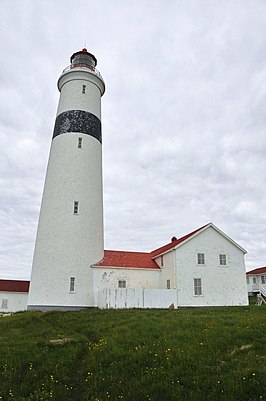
0 280 30 293
151 224 210 257
93 224 212 269
93 250 159 269
246 267 266 275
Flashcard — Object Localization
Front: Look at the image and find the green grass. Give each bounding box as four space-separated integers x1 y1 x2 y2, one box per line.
0 306 265 401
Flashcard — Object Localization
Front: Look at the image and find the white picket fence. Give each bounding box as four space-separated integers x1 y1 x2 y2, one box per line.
98 288 178 309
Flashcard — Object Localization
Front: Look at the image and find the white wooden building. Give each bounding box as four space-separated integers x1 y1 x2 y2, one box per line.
246 267 266 297
1 223 249 312
93 223 248 308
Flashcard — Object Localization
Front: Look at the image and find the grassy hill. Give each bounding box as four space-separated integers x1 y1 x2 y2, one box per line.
0 306 265 401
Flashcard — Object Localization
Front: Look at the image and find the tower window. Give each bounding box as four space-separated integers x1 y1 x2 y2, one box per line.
78 137 82 148
167 279 170 289
70 277 75 292
82 85 86 94
197 253 205 265
118 280 126 288
194 278 202 296
73 201 79 214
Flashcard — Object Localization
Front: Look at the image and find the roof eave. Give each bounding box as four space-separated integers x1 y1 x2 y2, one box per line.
152 223 212 259
91 265 160 270
152 222 247 259
208 223 247 254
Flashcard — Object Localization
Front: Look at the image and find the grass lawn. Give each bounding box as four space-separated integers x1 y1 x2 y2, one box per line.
0 306 265 401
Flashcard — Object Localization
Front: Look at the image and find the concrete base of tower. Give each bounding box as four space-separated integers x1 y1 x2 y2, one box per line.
27 305 96 311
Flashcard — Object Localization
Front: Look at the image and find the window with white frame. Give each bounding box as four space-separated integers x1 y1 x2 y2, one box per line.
70 277 75 292
1 299 8 309
78 137 82 148
167 279 170 289
197 253 205 265
219 254 227 265
73 201 79 214
253 277 256 284
82 84 86 94
246 276 250 284
160 255 164 267
194 278 202 296
261 275 266 284
118 280 126 288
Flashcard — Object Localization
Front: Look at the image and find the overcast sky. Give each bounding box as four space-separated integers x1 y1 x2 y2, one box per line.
0 0 266 279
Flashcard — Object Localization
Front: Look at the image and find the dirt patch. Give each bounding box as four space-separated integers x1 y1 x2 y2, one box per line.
49 338 74 345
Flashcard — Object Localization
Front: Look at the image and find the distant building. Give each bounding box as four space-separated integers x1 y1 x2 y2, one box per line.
246 267 266 297
0 280 29 312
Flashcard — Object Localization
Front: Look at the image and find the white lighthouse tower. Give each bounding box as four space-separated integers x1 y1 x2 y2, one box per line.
28 49 105 310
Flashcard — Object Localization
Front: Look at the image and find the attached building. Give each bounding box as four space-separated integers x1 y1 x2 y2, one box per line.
93 223 248 308
0 223 249 312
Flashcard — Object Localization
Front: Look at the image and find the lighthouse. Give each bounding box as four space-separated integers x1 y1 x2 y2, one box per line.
28 49 105 310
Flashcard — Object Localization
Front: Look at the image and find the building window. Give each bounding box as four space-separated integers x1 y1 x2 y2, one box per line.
78 137 82 148
197 253 205 265
219 254 227 265
1 299 8 309
253 277 256 284
167 279 170 289
161 255 164 267
118 280 126 288
261 275 266 284
70 277 75 292
73 201 79 214
82 85 86 94
246 276 250 284
194 278 202 296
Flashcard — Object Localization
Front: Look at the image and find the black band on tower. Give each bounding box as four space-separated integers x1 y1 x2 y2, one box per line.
53 110 102 143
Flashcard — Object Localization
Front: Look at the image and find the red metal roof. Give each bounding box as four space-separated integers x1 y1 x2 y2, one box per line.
151 223 210 257
93 250 159 269
246 267 266 275
0 280 30 293
94 224 211 269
